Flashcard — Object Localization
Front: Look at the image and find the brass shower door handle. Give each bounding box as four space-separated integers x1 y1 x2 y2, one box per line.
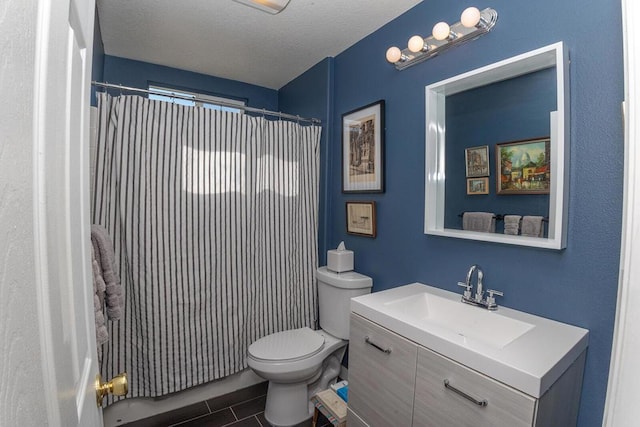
96 372 128 406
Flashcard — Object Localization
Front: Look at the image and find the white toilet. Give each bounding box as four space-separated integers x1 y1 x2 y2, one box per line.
247 266 372 427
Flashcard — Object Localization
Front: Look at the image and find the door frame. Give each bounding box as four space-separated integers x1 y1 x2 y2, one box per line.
603 1 640 425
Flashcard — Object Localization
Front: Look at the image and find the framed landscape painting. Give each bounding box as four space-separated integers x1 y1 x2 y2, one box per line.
496 137 550 195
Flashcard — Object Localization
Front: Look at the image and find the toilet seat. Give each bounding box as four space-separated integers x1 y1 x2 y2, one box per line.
248 327 325 363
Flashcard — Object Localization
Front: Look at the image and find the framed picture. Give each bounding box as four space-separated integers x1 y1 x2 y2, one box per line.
342 100 385 193
465 145 490 177
346 201 377 238
496 137 550 195
467 177 489 195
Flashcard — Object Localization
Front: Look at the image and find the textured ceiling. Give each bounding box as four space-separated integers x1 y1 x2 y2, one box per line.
96 0 423 90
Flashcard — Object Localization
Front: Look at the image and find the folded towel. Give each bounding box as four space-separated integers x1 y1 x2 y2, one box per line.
503 215 522 235
91 224 124 320
462 212 496 233
521 216 544 237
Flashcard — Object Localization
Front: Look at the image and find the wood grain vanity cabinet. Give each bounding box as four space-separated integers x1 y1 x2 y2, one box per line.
347 313 586 427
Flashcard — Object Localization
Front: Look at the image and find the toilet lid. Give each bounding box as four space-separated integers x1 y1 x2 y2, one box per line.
248 327 325 362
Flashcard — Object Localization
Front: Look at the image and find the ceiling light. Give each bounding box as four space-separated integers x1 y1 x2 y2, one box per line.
460 7 482 28
386 47 407 64
233 0 291 15
432 22 454 41
385 7 498 70
408 35 429 53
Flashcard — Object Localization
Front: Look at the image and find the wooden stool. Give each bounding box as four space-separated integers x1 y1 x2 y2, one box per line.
310 389 347 427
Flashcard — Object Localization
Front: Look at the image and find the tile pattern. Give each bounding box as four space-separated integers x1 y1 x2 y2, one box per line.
120 382 331 427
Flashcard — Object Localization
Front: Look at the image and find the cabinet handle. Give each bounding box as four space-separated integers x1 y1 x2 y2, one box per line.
364 336 392 354
443 379 488 407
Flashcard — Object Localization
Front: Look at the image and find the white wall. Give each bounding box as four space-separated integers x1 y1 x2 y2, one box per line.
0 1 49 425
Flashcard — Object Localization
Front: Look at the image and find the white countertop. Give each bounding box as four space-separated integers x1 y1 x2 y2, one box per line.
351 283 589 398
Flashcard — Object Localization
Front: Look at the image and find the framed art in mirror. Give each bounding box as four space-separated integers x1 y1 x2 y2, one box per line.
465 145 490 177
346 201 377 237
467 177 489 195
342 100 385 193
496 137 550 195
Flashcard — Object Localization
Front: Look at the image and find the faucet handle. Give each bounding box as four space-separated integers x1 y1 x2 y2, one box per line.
457 281 472 299
485 289 504 309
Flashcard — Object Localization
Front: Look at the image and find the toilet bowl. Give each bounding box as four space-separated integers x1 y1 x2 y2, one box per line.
247 267 373 427
247 328 346 426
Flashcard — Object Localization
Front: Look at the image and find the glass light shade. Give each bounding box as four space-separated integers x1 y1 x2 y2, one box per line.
386 46 402 63
432 22 451 41
461 7 481 28
408 35 426 53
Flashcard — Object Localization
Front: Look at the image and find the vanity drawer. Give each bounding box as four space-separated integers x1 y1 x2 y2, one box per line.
349 314 418 427
347 408 369 427
413 346 536 427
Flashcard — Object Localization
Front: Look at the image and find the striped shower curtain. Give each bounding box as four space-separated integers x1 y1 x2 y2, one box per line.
92 93 321 400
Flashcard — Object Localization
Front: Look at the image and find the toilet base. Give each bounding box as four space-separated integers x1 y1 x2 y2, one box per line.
262 347 347 427
264 381 312 427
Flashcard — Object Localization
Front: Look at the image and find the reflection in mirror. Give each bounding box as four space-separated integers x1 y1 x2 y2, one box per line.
424 42 569 250
444 69 556 235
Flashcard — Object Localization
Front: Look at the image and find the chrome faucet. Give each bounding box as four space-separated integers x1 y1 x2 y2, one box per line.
457 264 503 310
466 264 484 302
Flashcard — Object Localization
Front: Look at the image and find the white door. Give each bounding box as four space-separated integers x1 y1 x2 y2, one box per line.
33 0 103 425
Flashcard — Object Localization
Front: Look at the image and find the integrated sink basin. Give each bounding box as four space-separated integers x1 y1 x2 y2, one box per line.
351 283 588 398
383 292 535 349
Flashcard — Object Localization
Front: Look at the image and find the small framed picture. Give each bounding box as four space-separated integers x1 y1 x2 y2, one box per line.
342 100 385 193
346 201 377 238
496 137 550 195
465 145 490 177
467 177 489 195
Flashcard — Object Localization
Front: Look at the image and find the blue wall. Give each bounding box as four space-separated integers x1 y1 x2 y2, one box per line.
279 58 334 265
91 9 105 106
92 1 624 423
102 55 278 111
322 1 623 425
444 69 555 232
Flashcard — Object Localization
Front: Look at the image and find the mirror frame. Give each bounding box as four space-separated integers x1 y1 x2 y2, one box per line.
424 42 569 250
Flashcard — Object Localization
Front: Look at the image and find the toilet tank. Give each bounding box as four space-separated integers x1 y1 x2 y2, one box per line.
316 266 373 339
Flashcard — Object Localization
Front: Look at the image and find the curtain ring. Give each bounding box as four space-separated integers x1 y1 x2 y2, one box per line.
296 115 300 125
262 108 266 119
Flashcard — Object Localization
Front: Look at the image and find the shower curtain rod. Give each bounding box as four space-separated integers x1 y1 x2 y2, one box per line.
91 81 322 125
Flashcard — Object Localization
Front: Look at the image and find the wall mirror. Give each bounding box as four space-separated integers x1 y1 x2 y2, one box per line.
424 42 569 250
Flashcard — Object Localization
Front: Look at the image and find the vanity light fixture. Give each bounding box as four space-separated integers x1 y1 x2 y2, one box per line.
233 0 291 14
386 7 498 70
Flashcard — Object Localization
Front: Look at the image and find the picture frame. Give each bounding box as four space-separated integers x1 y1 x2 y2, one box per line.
346 201 377 238
342 100 385 193
496 137 550 195
465 145 490 177
466 177 489 195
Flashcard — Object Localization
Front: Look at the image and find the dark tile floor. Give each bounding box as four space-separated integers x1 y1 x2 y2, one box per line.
121 382 331 427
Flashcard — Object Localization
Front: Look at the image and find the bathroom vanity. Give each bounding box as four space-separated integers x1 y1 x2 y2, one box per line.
347 284 588 427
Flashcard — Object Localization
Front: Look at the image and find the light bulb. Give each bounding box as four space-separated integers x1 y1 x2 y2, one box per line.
386 46 402 63
461 7 481 28
432 22 451 41
408 35 426 53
